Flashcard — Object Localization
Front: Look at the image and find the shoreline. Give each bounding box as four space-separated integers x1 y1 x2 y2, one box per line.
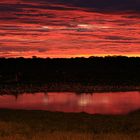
0 83 140 94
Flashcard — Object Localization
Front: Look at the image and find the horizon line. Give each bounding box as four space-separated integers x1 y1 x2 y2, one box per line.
1 55 140 59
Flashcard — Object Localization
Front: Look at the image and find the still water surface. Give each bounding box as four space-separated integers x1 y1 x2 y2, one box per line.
0 91 140 115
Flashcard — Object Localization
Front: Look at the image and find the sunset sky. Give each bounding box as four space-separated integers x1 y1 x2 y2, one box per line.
0 0 140 58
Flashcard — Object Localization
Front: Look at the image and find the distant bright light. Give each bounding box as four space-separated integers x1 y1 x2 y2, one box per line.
42 26 51 29
77 24 93 29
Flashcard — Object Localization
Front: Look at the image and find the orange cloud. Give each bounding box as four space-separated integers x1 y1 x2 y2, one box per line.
0 1 140 58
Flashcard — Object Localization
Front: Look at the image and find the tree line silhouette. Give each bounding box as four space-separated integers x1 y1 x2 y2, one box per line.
0 56 140 85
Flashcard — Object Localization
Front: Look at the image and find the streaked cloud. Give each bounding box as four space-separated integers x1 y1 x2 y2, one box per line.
0 0 140 57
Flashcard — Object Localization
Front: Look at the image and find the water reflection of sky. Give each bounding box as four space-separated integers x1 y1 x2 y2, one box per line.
0 91 140 115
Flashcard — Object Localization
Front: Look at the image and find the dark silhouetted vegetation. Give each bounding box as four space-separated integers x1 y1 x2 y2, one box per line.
0 56 140 86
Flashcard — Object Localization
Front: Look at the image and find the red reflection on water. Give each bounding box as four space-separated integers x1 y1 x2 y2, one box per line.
0 92 140 115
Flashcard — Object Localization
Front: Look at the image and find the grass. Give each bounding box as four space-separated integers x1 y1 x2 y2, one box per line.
0 109 140 140
0 132 140 140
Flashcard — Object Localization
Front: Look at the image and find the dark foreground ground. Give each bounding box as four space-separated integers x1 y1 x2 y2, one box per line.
0 109 140 140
